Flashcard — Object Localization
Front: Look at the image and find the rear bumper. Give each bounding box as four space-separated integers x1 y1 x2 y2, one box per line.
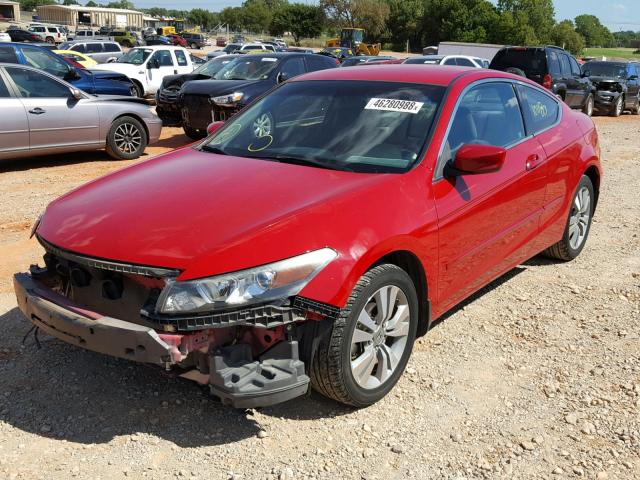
13 273 174 365
146 119 163 144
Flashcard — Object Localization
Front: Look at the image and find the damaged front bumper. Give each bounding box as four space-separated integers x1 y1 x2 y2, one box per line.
13 272 329 408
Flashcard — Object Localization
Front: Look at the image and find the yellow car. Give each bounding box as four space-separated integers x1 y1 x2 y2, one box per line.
53 50 98 68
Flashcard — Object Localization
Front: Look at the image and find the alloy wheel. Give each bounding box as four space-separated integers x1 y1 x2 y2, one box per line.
568 186 591 250
616 97 624 116
586 96 594 116
113 122 142 155
350 285 411 390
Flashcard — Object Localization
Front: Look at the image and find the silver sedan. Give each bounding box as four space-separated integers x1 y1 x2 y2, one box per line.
0 63 162 161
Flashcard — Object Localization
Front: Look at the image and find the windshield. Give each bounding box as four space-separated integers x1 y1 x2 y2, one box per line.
118 48 152 65
212 56 280 80
194 57 235 76
585 62 627 79
200 80 444 173
224 44 241 53
342 29 364 43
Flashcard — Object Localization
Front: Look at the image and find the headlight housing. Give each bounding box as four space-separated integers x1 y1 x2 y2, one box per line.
211 91 244 106
157 248 337 314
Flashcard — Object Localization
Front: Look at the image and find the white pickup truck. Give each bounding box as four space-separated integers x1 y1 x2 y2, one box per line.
91 45 196 97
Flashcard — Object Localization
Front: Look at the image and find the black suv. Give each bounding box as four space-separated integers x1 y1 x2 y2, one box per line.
490 46 595 115
582 61 640 116
179 53 337 139
181 33 206 49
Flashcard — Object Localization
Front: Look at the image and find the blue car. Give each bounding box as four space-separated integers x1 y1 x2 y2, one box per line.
0 42 135 96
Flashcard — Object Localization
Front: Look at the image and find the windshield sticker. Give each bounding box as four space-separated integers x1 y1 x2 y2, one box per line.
261 58 277 62
365 98 424 114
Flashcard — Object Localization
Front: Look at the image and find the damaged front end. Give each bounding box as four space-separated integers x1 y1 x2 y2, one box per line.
14 237 340 408
591 79 625 114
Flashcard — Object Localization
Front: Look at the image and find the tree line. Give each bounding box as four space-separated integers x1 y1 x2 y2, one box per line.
18 0 640 54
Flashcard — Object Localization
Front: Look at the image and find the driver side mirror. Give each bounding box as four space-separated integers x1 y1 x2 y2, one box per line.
69 87 84 100
276 71 289 84
445 144 506 177
206 121 225 135
147 58 160 69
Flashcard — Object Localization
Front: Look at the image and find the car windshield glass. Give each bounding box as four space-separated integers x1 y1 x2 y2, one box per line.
194 57 234 76
200 80 444 173
212 56 280 80
118 48 151 65
585 63 627 79
224 44 240 53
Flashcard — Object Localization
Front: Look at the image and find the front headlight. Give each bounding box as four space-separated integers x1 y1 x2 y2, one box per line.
211 91 244 106
157 248 337 314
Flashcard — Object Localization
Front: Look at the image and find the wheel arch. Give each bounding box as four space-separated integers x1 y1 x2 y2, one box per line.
371 250 432 337
584 164 601 209
111 113 150 142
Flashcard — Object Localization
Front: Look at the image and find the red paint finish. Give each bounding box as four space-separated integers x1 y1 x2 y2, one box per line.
35 66 602 322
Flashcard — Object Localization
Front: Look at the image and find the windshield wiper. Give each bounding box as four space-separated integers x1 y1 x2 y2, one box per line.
199 144 228 155
254 155 351 171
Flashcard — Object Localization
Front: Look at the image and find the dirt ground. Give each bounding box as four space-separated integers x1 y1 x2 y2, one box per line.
0 117 638 480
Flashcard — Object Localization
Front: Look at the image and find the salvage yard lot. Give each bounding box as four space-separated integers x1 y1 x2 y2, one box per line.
0 118 638 479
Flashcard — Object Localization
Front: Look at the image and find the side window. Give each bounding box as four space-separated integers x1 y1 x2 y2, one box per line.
152 50 174 67
71 43 86 53
559 54 572 77
569 56 581 77
6 67 72 98
280 58 305 78
175 49 188 66
77 31 86 37
516 84 560 135
306 56 334 72
0 46 19 63
547 50 560 76
443 58 457 65
440 82 525 172
104 43 120 53
21 48 69 78
456 57 475 67
85 43 102 54
0 75 10 97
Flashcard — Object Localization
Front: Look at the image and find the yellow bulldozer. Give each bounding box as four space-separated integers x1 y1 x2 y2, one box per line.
326 28 381 56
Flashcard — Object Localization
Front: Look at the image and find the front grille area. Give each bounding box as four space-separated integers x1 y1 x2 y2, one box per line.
158 86 180 103
181 94 238 129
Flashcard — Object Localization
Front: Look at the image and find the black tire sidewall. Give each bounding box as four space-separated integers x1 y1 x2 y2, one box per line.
339 266 419 406
107 116 147 160
561 175 595 259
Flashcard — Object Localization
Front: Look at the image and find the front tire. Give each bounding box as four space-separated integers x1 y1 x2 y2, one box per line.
543 175 594 261
106 116 148 160
310 264 418 407
611 95 624 117
183 125 206 140
130 81 144 98
191 42 198 49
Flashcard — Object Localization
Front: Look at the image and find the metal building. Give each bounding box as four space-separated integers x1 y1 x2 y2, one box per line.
36 5 144 29
0 1 20 23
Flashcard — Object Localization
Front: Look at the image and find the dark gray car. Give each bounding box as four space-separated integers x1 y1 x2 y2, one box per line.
0 63 162 161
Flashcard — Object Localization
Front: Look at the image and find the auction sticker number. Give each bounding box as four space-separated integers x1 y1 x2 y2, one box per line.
365 98 424 114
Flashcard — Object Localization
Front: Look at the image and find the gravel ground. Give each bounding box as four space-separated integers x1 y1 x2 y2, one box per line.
0 117 638 480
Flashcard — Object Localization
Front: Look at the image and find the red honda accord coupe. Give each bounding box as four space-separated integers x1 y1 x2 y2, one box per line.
14 65 601 408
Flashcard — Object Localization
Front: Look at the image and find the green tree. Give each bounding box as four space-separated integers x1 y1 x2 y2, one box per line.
105 0 135 9
240 0 272 33
63 0 80 5
85 1 100 6
353 0 389 40
19 0 56 12
187 8 217 30
575 14 613 48
320 0 356 27
385 0 424 51
143 7 169 18
497 0 555 44
219 6 244 31
551 20 584 55
270 3 325 44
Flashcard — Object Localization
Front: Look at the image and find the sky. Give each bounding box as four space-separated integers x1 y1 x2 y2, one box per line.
131 0 640 31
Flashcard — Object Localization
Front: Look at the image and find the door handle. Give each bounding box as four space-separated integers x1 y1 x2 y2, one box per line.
526 154 543 171
28 107 46 115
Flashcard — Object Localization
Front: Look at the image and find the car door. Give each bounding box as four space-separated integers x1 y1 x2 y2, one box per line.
4 66 100 152
432 81 547 310
558 53 577 106
0 67 30 158
625 64 640 108
569 55 589 106
146 49 175 93
84 42 104 62
277 56 306 82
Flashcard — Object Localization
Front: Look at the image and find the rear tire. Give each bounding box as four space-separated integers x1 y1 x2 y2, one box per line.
106 116 148 160
542 175 594 261
582 94 594 117
45 36 54 44
310 264 418 407
631 96 640 115
191 42 198 49
130 81 144 98
183 125 206 140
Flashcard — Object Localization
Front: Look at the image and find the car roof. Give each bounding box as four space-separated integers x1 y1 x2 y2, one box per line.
132 45 187 50
292 64 510 86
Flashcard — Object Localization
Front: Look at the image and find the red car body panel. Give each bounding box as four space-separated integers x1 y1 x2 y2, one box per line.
36 65 602 322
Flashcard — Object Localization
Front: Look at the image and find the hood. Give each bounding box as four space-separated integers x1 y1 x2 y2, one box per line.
91 63 137 75
37 148 395 279
589 76 624 90
86 67 131 81
161 73 212 90
86 94 149 105
181 79 263 96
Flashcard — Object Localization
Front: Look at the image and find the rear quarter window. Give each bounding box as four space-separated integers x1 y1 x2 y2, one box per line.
491 49 547 74
516 84 560 135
